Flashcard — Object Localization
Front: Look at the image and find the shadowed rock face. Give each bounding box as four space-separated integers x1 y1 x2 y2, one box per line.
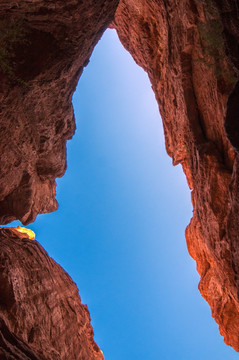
0 228 104 360
0 0 119 225
0 318 42 360
0 0 239 356
225 80 239 152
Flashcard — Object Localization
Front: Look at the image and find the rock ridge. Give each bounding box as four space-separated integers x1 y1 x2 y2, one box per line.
0 228 104 360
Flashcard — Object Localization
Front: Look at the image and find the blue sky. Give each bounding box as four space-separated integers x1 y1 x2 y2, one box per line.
9 29 237 359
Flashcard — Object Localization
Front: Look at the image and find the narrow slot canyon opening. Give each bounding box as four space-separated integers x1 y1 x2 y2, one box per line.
7 29 237 359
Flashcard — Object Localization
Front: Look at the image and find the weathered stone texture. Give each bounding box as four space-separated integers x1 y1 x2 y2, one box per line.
1 0 239 355
112 0 239 351
0 228 104 360
0 0 119 225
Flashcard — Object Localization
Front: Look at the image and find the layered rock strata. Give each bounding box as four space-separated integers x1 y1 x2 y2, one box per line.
0 228 104 360
112 0 239 351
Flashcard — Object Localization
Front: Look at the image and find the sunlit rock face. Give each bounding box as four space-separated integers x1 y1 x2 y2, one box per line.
112 0 239 351
0 0 119 225
0 228 104 360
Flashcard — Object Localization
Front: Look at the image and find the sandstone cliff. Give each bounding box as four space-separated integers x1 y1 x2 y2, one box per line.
0 0 239 357
0 0 119 225
0 228 104 360
113 0 239 351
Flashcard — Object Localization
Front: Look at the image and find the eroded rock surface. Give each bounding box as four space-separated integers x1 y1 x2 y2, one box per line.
112 0 239 351
0 228 104 360
0 0 239 355
0 0 119 225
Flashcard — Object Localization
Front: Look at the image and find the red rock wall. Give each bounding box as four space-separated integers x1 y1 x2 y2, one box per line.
0 0 119 225
0 228 104 360
0 1 119 358
112 0 239 351
0 0 239 356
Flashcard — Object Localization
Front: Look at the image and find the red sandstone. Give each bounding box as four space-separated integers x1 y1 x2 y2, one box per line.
0 0 239 356
0 228 104 360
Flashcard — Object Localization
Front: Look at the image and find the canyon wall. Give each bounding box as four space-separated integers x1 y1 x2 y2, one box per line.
0 1 119 358
0 0 119 225
0 0 239 357
113 0 239 351
0 228 104 360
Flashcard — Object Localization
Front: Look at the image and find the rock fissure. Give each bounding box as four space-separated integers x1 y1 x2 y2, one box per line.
0 0 239 357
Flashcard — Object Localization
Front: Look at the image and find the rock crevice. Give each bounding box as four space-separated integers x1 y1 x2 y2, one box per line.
0 0 239 356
